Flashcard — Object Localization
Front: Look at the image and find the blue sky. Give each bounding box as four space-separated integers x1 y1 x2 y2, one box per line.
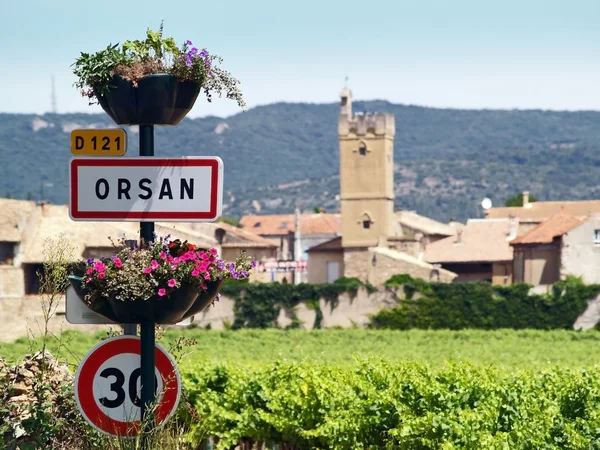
2 0 600 118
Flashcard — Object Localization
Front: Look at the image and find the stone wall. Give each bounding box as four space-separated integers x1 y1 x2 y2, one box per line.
344 247 456 285
0 295 111 342
562 216 600 284
0 266 25 298
0 287 400 340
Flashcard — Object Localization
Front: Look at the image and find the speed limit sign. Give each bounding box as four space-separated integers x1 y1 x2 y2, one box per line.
74 335 181 436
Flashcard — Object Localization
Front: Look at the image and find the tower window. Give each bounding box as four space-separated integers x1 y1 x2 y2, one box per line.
359 143 367 156
363 220 370 229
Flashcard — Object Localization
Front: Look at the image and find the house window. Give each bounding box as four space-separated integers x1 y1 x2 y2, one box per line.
363 220 370 229
594 230 600 246
359 143 367 156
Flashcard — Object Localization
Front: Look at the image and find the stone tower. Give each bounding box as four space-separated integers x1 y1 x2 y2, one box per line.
338 87 395 248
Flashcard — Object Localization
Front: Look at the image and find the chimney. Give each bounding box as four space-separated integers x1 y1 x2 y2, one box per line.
294 204 302 285
455 229 463 244
507 216 518 241
522 191 530 208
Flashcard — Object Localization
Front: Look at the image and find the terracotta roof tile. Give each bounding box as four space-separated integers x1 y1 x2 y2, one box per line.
424 219 515 263
239 213 341 236
486 200 600 221
215 222 278 248
510 212 586 245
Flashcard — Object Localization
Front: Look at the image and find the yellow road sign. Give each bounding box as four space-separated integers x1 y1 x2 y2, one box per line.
71 129 127 156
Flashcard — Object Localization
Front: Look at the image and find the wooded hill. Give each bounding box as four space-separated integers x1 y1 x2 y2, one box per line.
2 101 600 221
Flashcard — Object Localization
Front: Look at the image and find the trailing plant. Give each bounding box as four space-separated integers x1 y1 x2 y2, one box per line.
72 22 246 110
70 235 255 306
371 274 600 330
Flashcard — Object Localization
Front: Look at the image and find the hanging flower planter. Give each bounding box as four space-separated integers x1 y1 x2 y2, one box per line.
72 22 246 126
95 74 201 126
68 237 254 325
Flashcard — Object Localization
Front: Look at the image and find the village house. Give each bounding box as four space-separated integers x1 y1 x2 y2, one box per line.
424 218 517 284
510 212 600 286
238 211 341 282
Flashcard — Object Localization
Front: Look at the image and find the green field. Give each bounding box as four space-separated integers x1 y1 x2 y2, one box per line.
6 329 600 448
3 328 600 370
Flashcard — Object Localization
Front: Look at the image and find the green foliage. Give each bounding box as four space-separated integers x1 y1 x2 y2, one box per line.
181 359 600 449
371 275 599 330
222 278 372 329
505 191 539 206
122 22 178 61
72 43 131 101
217 216 239 226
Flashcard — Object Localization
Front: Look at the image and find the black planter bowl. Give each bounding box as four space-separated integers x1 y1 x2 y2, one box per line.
95 74 201 126
68 276 223 324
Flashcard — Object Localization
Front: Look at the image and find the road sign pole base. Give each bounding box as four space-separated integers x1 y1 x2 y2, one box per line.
140 322 156 431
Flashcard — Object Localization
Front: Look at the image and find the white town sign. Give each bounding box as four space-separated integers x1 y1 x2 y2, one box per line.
69 157 223 221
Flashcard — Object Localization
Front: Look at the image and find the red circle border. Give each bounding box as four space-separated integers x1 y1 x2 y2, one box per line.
74 336 180 437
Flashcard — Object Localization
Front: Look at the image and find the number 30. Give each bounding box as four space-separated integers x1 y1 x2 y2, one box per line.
98 367 158 408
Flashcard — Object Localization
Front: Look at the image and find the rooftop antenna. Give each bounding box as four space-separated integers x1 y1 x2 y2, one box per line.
50 75 57 114
344 76 349 88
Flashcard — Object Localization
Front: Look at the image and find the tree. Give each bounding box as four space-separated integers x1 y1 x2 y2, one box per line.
505 192 538 207
218 216 239 227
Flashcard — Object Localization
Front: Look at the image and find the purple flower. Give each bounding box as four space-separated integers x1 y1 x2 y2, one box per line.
200 49 209 58
204 58 211 67
189 47 198 56
241 270 248 277
186 40 193 45
233 272 239 279
251 261 257 269
87 258 94 265
217 262 225 270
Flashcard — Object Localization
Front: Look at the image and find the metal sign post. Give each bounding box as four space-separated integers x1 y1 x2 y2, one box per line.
138 124 156 435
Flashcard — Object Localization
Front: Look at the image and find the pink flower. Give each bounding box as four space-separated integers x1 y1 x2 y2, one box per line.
160 251 167 260
143 267 152 274
98 273 106 279
94 262 106 272
170 264 177 270
158 288 166 297
168 278 176 288
199 261 210 272
151 260 159 269
85 278 91 284
203 273 211 280
114 257 123 268
86 268 93 275
191 269 200 277
198 251 208 260
209 248 218 255
173 257 180 264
